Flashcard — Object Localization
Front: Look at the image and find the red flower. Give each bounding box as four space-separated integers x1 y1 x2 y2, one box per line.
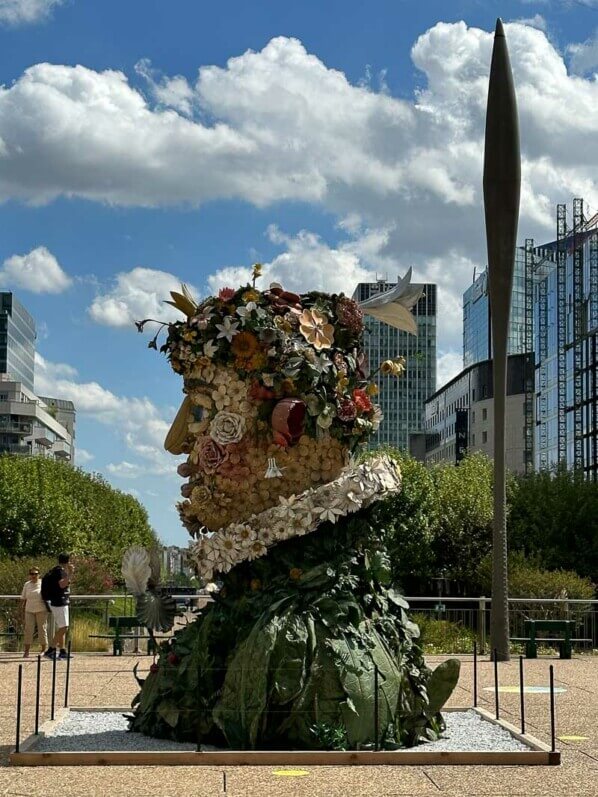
337 398 357 422
150 663 159 674
352 388 373 414
167 652 180 666
272 398 306 445
218 287 235 301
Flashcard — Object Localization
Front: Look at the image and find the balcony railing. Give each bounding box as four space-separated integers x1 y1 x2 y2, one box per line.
0 421 32 435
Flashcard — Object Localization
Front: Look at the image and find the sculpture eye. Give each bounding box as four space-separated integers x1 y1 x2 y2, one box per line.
192 406 205 421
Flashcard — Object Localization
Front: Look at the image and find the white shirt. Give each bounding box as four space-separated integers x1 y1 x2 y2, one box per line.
21 580 47 613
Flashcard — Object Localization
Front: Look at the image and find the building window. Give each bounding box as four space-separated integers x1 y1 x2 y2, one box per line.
482 408 487 421
472 411 475 423
472 433 475 446
482 431 488 444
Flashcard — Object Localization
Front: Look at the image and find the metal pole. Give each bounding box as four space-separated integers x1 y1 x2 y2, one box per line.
519 655 526 734
51 649 57 721
493 648 500 719
473 641 478 707
484 18 520 663
549 665 556 752
15 664 23 753
374 664 380 751
64 640 72 708
35 654 42 734
479 597 487 655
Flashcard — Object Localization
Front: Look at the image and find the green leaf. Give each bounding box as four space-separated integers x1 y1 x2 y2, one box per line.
157 701 180 728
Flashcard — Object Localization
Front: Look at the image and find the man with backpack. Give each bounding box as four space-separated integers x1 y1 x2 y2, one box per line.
42 553 74 660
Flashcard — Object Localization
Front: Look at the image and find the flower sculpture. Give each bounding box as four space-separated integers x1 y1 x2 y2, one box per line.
131 269 459 751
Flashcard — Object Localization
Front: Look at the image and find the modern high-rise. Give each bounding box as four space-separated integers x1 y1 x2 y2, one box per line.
353 279 437 450
0 293 36 392
462 248 530 369
460 199 597 478
0 292 76 462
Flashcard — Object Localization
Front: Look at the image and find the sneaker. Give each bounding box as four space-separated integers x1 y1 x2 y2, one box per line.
43 647 56 659
59 649 73 660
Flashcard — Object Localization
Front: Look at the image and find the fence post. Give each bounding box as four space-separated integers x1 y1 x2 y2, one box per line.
549 665 556 752
473 641 478 707
15 664 23 753
479 597 487 654
519 655 526 734
493 648 500 719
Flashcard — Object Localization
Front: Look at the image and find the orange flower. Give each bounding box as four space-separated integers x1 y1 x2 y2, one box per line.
250 578 262 591
289 568 303 581
231 331 258 359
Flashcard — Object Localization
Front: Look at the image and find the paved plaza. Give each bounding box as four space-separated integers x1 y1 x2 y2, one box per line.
0 652 596 796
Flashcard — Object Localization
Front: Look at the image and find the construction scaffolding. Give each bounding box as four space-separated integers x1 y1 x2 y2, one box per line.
556 203 568 464
524 239 535 474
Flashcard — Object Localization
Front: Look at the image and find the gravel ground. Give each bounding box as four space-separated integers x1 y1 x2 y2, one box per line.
33 709 528 753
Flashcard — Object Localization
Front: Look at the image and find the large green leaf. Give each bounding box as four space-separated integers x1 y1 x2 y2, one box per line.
269 613 308 707
426 658 461 716
213 615 281 748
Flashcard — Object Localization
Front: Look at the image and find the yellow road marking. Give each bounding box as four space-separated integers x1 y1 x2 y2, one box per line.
273 769 310 777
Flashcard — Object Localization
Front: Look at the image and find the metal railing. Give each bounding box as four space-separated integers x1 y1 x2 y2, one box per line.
1 594 596 654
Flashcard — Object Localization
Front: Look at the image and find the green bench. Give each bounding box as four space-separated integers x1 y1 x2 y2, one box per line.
511 619 590 659
90 616 162 656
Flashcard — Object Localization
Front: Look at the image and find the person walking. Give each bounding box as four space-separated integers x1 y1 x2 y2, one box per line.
42 553 74 661
20 568 48 658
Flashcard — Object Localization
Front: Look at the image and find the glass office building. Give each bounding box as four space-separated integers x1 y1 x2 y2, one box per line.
0 293 36 393
462 248 529 369
352 280 437 450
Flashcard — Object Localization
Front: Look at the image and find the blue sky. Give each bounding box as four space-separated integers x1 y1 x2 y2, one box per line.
0 0 596 545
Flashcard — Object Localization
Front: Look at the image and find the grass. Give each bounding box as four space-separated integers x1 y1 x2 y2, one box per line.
68 614 110 653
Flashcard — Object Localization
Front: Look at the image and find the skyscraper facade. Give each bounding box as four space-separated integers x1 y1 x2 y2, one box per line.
0 292 36 392
462 247 529 369
353 279 437 450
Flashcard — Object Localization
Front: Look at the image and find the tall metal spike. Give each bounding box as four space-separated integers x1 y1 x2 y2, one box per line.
483 18 521 662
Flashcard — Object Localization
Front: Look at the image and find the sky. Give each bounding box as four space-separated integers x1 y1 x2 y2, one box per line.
0 0 596 545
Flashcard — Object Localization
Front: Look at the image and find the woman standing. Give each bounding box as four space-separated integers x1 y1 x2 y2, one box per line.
20 568 48 657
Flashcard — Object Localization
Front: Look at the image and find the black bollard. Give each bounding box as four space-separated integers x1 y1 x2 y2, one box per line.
493 648 500 719
15 664 23 753
374 664 380 751
549 665 556 752
64 640 72 708
51 650 57 721
519 655 526 734
473 641 478 707
35 654 42 734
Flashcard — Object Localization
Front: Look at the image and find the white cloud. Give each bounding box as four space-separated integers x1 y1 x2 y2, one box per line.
0 246 72 293
0 24 593 262
511 14 547 31
34 352 179 478
135 59 195 116
88 267 197 327
0 0 63 26
76 448 94 464
436 351 464 389
568 33 598 75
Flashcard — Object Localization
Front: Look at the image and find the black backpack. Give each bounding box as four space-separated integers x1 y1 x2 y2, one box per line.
41 568 58 603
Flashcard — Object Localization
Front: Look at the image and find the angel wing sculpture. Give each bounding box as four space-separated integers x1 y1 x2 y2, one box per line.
358 268 425 335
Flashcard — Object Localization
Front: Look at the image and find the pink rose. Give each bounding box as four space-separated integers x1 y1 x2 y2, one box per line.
194 436 228 474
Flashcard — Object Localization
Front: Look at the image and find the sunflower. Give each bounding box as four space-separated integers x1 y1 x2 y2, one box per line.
231 331 259 359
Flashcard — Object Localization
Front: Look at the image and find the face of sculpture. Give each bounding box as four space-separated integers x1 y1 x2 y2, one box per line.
177 363 349 533
155 280 394 536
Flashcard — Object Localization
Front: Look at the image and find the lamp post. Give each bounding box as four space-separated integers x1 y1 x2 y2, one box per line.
483 19 521 662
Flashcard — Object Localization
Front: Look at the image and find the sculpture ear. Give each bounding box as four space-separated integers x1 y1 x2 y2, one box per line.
164 396 192 454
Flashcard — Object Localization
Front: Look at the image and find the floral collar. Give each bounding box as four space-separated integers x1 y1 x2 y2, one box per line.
190 455 402 581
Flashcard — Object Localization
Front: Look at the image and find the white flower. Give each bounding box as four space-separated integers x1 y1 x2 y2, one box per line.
236 302 266 324
215 317 240 342
247 540 267 561
211 384 231 412
235 524 257 548
262 373 275 387
317 404 336 429
311 502 344 523
371 405 383 431
209 411 246 445
278 494 299 509
204 340 219 359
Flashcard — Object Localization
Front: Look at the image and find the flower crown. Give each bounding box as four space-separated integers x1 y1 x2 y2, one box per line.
139 266 405 452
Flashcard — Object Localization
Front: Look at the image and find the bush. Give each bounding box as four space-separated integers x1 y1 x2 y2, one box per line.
477 552 595 600
413 613 477 654
0 455 158 574
0 556 115 596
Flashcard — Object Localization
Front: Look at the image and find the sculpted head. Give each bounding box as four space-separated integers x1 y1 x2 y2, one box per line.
155 278 384 535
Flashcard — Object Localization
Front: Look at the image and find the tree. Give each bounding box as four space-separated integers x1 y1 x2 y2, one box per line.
0 455 158 575
508 467 598 583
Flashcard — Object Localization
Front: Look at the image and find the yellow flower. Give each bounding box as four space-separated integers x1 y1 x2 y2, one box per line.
366 382 379 396
250 578 262 591
242 289 260 303
380 360 395 375
298 309 334 350
289 568 303 581
392 356 406 376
